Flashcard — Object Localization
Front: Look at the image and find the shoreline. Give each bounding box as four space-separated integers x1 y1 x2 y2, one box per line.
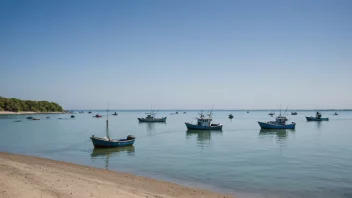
0 152 233 198
0 111 66 115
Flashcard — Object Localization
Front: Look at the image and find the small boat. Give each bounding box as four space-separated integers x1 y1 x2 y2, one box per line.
32 118 40 120
93 114 102 118
91 104 135 148
306 112 329 121
183 112 187 114
258 114 296 129
79 111 84 113
291 112 298 115
71 115 75 118
176 111 179 114
138 111 166 122
14 120 21 122
334 112 338 115
228 114 234 119
112 112 118 116
46 116 50 118
88 111 92 114
268 112 275 116
247 111 249 113
26 116 33 119
185 109 223 130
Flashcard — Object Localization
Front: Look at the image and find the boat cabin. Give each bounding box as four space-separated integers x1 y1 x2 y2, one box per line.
275 115 288 124
316 112 322 118
197 117 212 127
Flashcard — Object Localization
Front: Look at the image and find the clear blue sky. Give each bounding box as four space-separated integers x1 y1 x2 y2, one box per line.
1 0 351 110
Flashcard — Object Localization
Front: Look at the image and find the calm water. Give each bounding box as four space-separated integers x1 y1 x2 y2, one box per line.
1 110 352 198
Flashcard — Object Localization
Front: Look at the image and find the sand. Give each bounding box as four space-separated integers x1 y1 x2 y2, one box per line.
0 152 233 198
0 111 65 115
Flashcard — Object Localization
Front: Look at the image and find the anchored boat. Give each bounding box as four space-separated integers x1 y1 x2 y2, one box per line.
91 103 135 148
258 114 296 129
291 112 298 115
228 114 234 119
306 112 329 121
185 109 223 130
138 110 166 122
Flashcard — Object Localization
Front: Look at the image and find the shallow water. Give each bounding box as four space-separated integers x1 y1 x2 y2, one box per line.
1 110 352 198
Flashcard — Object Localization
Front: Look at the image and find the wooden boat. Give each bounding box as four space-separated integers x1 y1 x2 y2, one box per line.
138 110 166 122
90 103 135 148
32 118 40 120
291 112 298 115
228 114 234 119
258 115 296 129
93 114 102 118
112 112 118 116
306 112 329 121
185 108 223 130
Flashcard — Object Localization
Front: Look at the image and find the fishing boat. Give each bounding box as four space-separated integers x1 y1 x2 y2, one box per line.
228 114 234 119
306 112 329 121
258 114 296 129
93 114 102 118
138 110 166 122
185 109 223 130
291 112 298 115
90 104 135 148
112 112 118 116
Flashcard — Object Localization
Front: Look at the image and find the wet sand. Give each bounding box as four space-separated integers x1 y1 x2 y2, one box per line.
0 152 233 198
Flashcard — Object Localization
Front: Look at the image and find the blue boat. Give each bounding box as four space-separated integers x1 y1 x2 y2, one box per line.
91 104 135 148
185 109 223 130
90 135 135 148
306 112 329 121
258 115 296 129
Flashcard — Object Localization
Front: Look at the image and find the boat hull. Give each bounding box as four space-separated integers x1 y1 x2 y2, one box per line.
138 117 167 122
258 121 296 129
306 117 329 121
91 136 135 148
185 122 223 130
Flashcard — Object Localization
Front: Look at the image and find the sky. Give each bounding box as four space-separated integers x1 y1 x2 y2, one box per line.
1 0 351 110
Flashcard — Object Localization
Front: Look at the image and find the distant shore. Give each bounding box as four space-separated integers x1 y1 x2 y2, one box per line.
0 111 66 115
0 152 233 198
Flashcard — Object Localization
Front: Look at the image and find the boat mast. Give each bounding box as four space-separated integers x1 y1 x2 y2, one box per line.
106 101 110 139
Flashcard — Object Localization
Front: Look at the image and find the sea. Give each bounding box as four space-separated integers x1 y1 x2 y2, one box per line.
1 110 351 198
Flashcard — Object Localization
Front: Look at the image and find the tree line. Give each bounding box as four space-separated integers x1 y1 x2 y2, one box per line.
0 97 64 112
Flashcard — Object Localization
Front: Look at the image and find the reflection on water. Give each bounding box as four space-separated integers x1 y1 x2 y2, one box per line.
259 129 295 147
139 122 166 135
91 146 135 170
316 121 322 130
186 130 223 147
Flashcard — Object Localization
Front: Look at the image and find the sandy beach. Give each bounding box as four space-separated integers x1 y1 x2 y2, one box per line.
0 152 233 198
0 111 65 115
